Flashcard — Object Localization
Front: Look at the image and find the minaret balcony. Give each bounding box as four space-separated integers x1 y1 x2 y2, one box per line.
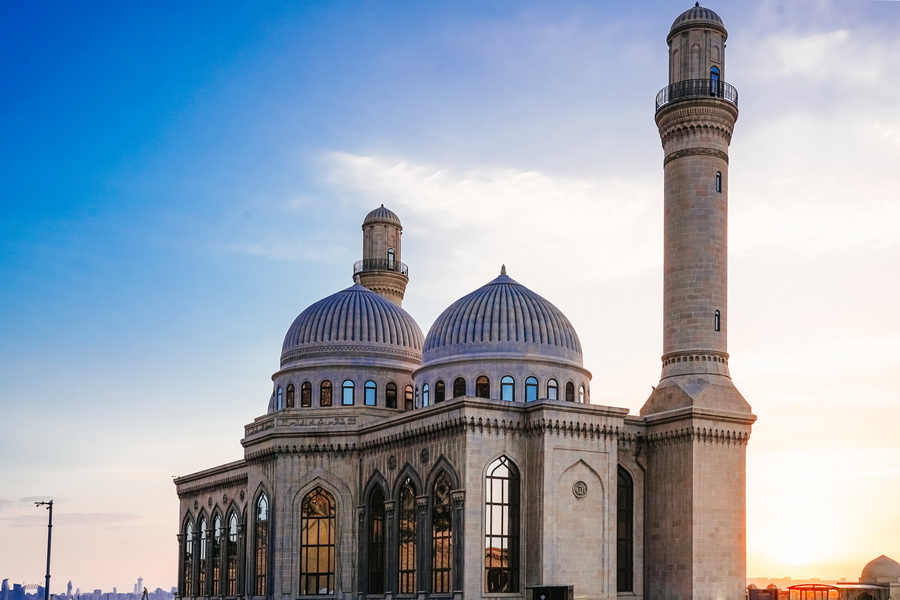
655 78 738 111
353 258 409 277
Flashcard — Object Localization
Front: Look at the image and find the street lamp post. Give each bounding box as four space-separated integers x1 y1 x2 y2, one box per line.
35 500 53 600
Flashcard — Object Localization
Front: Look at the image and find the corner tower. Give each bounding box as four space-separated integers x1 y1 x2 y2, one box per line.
640 5 755 600
353 204 409 306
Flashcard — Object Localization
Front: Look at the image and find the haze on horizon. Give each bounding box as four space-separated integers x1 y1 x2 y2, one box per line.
1 0 898 591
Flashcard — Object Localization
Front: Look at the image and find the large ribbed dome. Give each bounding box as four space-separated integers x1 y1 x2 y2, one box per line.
422 269 583 366
281 284 423 366
669 3 725 38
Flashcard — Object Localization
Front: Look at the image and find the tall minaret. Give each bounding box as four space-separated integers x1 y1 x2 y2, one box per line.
639 5 755 600
353 205 409 306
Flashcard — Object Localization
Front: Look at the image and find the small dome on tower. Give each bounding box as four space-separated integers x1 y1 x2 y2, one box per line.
363 204 402 226
861 555 900 584
669 3 725 38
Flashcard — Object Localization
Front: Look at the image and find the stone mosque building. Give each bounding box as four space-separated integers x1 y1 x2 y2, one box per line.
174 5 756 600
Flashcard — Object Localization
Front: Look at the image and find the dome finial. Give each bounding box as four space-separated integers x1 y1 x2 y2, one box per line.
695 1 699 6
500 264 507 276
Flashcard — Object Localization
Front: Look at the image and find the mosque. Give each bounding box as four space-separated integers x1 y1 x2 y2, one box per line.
174 5 757 600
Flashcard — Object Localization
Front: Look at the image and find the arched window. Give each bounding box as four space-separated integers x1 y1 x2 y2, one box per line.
404 385 414 410
226 513 239 595
453 377 466 398
320 381 333 407
485 457 520 593
211 515 222 596
181 520 194 597
500 376 515 401
198 517 208 595
386 382 398 409
565 382 575 402
286 383 295 408
388 248 395 269
547 379 558 401
367 488 386 594
276 387 284 410
475 376 490 399
715 310 721 332
432 472 453 593
715 171 722 193
422 384 430 407
342 380 355 405
617 467 634 592
254 494 269 596
710 65 720 96
365 380 377 406
301 382 312 407
397 478 417 594
434 380 445 403
300 487 336 595
525 377 538 402
579 385 586 404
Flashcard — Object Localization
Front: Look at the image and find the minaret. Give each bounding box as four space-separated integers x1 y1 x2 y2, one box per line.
639 5 755 600
353 204 409 306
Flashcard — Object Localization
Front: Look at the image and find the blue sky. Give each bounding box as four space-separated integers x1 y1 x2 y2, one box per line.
2 0 900 591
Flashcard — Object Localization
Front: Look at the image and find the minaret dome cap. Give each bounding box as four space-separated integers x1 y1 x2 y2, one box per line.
669 3 726 40
363 204 402 227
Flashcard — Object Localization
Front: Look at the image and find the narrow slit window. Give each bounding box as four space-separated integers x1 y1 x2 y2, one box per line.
715 171 722 193
714 310 721 332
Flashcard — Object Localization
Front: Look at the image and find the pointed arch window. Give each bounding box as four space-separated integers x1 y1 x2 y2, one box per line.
226 513 239 595
181 520 194 597
525 377 538 402
565 382 575 402
434 380 445 403
254 494 269 596
367 488 386 594
342 380 355 405
301 382 312 407
286 383 295 408
485 457 520 593
404 385 414 410
453 377 466 398
547 379 559 401
500 376 515 401
365 380 377 406
475 376 490 398
397 478 418 594
432 472 453 593
320 381 333 407
422 383 430 407
617 467 635 592
198 517 208 595
300 487 336 595
211 515 222 596
386 382 398 409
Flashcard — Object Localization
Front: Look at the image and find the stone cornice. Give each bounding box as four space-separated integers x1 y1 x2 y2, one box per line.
280 344 421 367
663 147 729 166
645 425 751 448
175 471 248 497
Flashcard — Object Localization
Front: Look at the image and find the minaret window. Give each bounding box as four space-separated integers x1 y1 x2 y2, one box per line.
422 384 430 407
715 171 722 193
475 376 490 398
320 381 333 407
342 380 355 405
388 248 395 269
715 310 721 332
365 380 377 406
404 385 414 410
286 384 295 408
500 376 515 401
710 66 721 96
301 382 312 407
434 380 445 403
547 379 559 401
453 377 466 398
525 377 538 402
299 487 336 595
565 382 575 402
386 383 398 408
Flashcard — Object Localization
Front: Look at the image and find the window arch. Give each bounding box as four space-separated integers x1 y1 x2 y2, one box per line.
254 494 269 596
342 380 355 405
432 472 453 593
547 379 558 401
715 171 722 193
301 382 312 407
579 385 586 404
500 376 514 401
365 380 377 406
397 477 417 594
181 520 194 597
485 457 520 592
453 377 466 398
435 380 445 403
198 516 208 595
388 248 395 268
710 65 720 96
404 385 414 410
715 309 721 332
422 383 430 407
300 487 336 595
565 382 575 402
386 382 398 409
286 383 295 408
475 376 490 398
226 513 239 595
320 381 333 407
525 377 538 402
617 467 635 592
211 515 222 596
276 386 284 410
367 487 386 594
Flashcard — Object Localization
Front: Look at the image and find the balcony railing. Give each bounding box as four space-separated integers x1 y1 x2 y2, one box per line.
655 78 738 111
353 258 409 277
